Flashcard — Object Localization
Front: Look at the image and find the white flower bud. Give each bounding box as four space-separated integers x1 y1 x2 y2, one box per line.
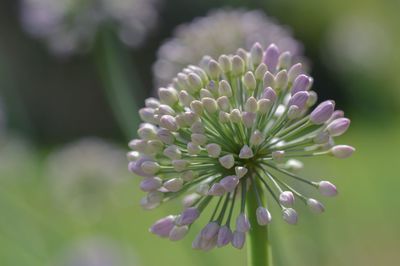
257 99 272 114
250 42 264 66
219 111 230 123
199 88 213 99
218 80 233 97
230 109 242 123
219 154 235 169
187 73 203 92
179 90 195 107
307 198 325 213
263 71 275 88
217 96 230 112
288 63 303 82
250 130 265 146
190 121 205 134
208 59 222 79
256 207 272 225
202 97 218 113
243 71 257 91
278 51 291 70
282 208 298 225
164 178 184 192
235 166 248 179
157 129 174 144
160 115 178 131
181 170 196 182
284 159 304 173
163 145 181 160
218 54 232 73
145 97 160 108
275 69 288 91
139 108 156 123
232 55 245 76
158 87 178 106
245 97 258 113
190 100 204 115
242 112 256 128
196 183 210 195
206 143 222 158
172 160 189 172
157 104 175 116
141 161 160 175
182 193 201 207
239 145 254 159
187 142 201 155
279 191 295 207
330 145 355 158
138 123 157 140
255 63 267 80
191 133 207 146
183 111 198 126
318 181 338 197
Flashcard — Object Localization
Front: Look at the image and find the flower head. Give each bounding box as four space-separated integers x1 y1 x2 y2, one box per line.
153 8 303 87
129 43 354 250
20 0 160 55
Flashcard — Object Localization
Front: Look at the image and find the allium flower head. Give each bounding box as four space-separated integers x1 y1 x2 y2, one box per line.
20 0 160 55
129 43 354 250
153 9 303 87
46 138 129 217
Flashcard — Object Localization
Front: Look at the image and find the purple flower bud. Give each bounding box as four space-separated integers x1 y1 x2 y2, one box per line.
288 91 309 109
239 144 254 159
177 207 200 225
310 100 335 124
149 215 176 237
201 222 220 240
217 226 233 247
208 183 226 196
328 110 344 122
331 145 355 158
279 191 295 207
282 208 298 225
231 231 246 249
140 177 162 192
128 157 153 177
169 225 189 241
262 87 277 102
264 44 279 72
291 74 312 95
326 118 351 137
318 181 338 197
307 198 325 213
236 213 251 232
256 207 272 225
219 175 239 192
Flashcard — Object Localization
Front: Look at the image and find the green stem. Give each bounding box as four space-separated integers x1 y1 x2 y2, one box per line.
93 26 141 140
246 177 272 266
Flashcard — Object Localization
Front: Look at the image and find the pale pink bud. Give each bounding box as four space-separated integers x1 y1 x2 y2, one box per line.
326 118 350 137
331 145 355 158
318 181 338 197
279 191 295 207
282 208 298 225
307 198 325 213
256 207 272 225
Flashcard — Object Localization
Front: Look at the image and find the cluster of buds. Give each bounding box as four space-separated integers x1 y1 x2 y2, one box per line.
153 8 302 87
128 42 354 250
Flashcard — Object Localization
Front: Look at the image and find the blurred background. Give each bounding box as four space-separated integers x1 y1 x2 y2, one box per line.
0 0 399 265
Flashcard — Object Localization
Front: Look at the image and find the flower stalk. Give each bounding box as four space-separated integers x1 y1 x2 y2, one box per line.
247 176 271 266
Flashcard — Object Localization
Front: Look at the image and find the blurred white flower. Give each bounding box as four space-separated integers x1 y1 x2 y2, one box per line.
153 8 303 87
45 138 130 217
54 237 137 266
20 0 160 55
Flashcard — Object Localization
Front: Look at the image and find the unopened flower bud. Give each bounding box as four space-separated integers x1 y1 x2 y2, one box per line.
231 231 245 249
235 166 248 179
172 160 189 172
262 87 277 102
288 63 303 82
200 88 213 99
208 59 222 79
326 118 351 137
307 198 325 213
232 55 245 76
220 175 239 192
191 133 207 146
242 112 256 128
272 150 285 162
218 80 233 97
141 161 160 175
208 183 226 196
140 177 162 192
160 115 178 131
279 191 295 207
239 145 254 159
177 207 200 225
219 154 235 169
150 215 176 237
169 225 189 241
158 87 178 106
206 143 222 158
230 109 242 123
217 96 230 112
278 51 291 70
275 69 288 91
243 71 257 91
264 43 279 72
164 178 184 192
250 42 264 66
163 145 181 160
288 91 309 109
310 100 335 124
219 111 230 123
263 71 275 88
282 208 298 225
236 213 250 232
187 142 201 155
331 145 355 158
217 225 233 247
256 207 272 225
291 74 312 95
255 63 267 80
245 97 258 112
188 73 203 91
202 97 218 114
218 54 232 73
257 99 272 114
201 222 220 240
250 130 265 146
318 181 338 197
157 129 174 144
190 100 204 115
